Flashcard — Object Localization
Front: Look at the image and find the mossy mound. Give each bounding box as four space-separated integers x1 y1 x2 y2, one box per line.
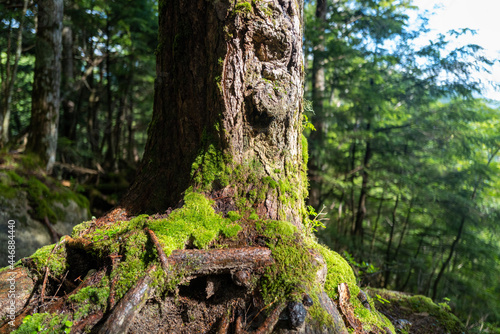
0 152 90 222
366 288 465 334
9 190 394 333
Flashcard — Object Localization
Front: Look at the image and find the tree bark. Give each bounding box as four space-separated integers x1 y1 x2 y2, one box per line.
121 0 307 227
26 0 63 171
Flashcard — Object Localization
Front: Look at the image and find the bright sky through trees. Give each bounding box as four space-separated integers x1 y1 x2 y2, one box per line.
412 0 500 100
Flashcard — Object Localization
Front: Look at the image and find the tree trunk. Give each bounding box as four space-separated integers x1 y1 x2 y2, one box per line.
0 0 29 146
26 0 63 171
60 25 78 142
121 0 307 227
307 0 327 209
0 2 397 333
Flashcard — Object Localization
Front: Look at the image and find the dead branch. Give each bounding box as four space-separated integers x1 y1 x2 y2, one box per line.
43 216 62 244
216 307 232 334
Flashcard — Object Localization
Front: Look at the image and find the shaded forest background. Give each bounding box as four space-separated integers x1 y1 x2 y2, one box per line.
0 0 499 332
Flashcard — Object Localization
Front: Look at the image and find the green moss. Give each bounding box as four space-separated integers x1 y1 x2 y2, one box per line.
234 1 253 15
0 165 91 223
258 220 316 304
13 313 73 334
314 243 358 299
112 232 153 301
191 144 231 190
30 243 68 277
368 289 463 332
69 278 110 320
227 211 242 222
149 190 242 255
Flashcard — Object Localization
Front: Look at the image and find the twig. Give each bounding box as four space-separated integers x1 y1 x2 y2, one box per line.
50 270 69 302
246 298 276 330
216 306 232 334
40 237 68 303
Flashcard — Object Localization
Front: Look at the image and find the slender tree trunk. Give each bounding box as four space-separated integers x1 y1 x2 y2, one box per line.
393 198 413 260
353 122 372 240
26 0 63 171
369 196 385 256
121 0 307 227
60 26 77 142
384 195 399 287
431 148 500 299
0 0 29 146
307 0 327 209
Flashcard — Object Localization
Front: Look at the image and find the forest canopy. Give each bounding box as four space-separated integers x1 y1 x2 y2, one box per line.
1 0 499 332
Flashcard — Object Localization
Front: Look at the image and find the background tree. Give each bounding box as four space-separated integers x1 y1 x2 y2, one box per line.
303 0 500 329
25 0 63 171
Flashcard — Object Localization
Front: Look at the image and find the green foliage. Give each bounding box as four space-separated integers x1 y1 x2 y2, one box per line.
304 0 500 328
68 279 110 320
234 1 253 16
13 313 73 334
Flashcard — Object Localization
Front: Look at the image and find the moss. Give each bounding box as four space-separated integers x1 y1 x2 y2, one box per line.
258 220 316 304
149 190 242 255
69 278 110 320
314 243 358 300
227 211 242 222
112 232 153 301
368 288 464 332
0 163 90 223
234 0 253 15
29 243 68 277
13 313 73 334
191 144 231 190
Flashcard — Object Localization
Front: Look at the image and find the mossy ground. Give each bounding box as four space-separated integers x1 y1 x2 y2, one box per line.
367 288 465 334
0 152 90 222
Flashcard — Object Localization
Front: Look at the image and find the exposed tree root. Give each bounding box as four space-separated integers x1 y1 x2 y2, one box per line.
339 282 366 334
168 246 274 277
144 228 169 271
216 306 232 334
97 264 157 334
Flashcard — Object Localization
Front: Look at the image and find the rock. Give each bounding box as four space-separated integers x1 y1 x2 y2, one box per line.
288 301 307 329
357 290 371 310
0 190 89 268
0 266 35 321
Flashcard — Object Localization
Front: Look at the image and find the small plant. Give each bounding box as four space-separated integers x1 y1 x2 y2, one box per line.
374 294 390 305
305 205 328 233
343 251 380 279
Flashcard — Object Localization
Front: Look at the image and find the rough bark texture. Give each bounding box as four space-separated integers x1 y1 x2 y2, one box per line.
122 0 306 227
26 0 63 171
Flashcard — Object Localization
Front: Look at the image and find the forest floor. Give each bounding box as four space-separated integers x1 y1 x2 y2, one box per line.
366 288 465 334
